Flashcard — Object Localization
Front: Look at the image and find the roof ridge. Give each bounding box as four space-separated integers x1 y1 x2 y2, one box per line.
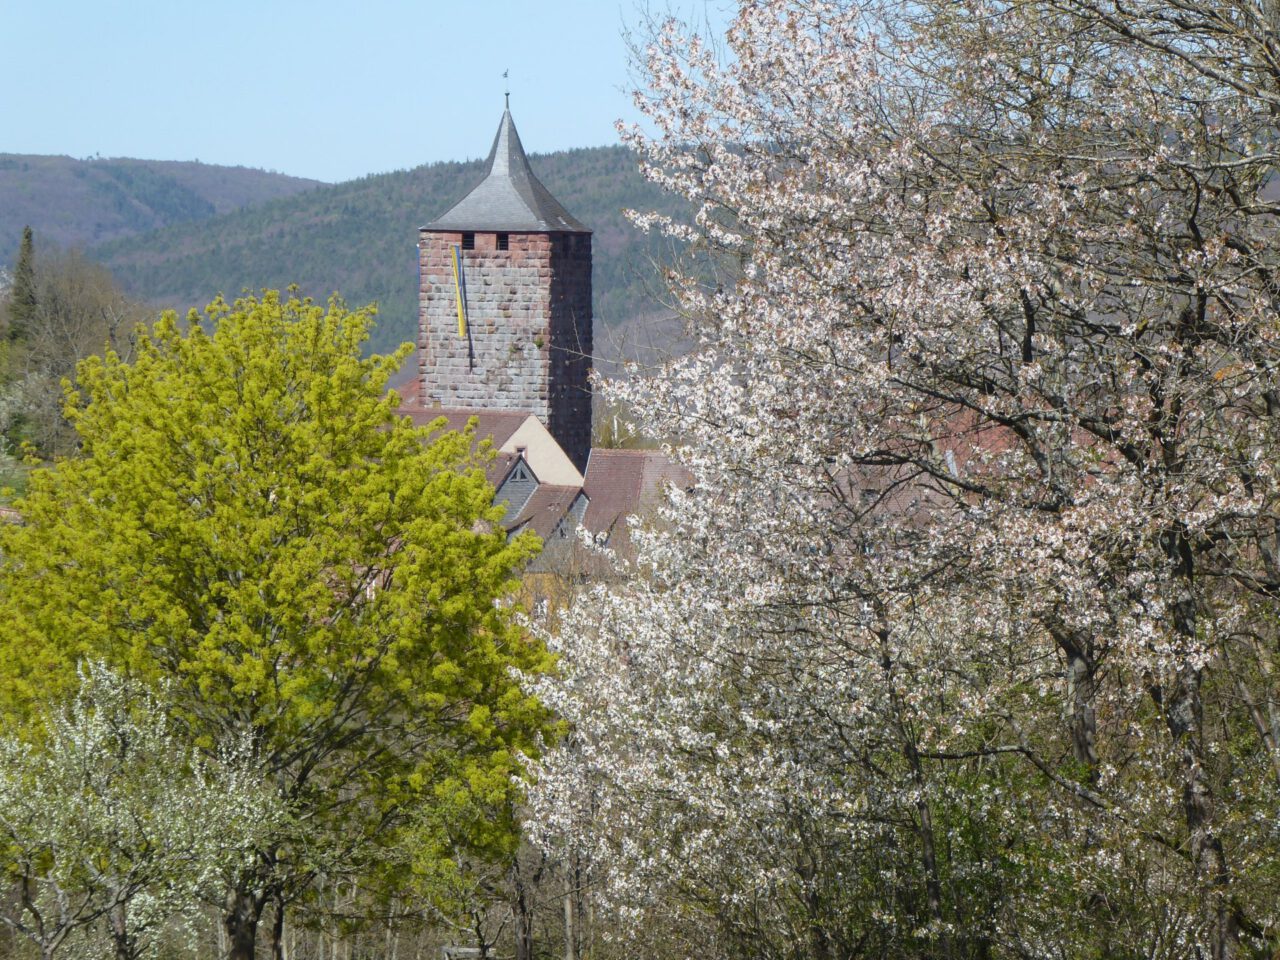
589 447 665 457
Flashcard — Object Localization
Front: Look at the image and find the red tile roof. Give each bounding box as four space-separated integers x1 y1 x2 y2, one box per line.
582 448 691 542
394 375 423 408
398 406 531 449
395 396 694 568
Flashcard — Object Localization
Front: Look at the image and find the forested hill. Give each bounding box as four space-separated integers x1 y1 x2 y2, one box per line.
89 146 688 356
0 154 321 249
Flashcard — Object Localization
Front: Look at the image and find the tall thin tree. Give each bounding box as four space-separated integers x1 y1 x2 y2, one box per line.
8 227 35 344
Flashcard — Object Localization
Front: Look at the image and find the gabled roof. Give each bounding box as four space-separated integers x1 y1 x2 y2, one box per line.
423 108 590 234
486 450 521 488
508 484 582 540
398 405 584 487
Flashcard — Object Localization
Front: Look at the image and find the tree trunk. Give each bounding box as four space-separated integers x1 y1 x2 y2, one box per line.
225 889 264 960
110 902 136 960
905 739 950 959
1168 663 1236 960
271 891 287 960
512 864 534 960
1060 632 1098 785
883 621 952 960
795 848 833 960
1163 530 1236 959
563 860 577 960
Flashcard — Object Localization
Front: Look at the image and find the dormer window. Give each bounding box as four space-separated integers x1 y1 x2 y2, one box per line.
497 233 510 251
461 232 475 250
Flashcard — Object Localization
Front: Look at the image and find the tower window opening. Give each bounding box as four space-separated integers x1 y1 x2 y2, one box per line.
461 232 475 250
497 233 510 251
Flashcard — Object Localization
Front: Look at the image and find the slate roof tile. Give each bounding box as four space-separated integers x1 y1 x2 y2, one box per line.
424 109 590 234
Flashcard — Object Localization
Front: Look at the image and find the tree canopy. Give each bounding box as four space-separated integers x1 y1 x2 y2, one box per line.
0 290 552 959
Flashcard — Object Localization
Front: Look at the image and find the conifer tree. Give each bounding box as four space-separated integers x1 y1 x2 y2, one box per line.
8 226 35 344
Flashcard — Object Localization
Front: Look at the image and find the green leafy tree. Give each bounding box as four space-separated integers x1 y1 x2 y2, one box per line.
0 290 552 960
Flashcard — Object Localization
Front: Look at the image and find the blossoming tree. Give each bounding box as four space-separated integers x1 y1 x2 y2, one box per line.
0 664 282 960
531 2 1280 957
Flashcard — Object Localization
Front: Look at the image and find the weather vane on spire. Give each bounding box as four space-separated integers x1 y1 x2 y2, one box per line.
503 69 509 108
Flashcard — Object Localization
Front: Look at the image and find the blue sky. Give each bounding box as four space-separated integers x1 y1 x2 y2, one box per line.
2 1 728 183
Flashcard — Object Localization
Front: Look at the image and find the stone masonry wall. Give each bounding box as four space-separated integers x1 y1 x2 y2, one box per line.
418 231 551 415
417 230 593 470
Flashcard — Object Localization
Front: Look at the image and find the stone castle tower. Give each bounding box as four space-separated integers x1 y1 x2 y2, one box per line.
417 108 593 470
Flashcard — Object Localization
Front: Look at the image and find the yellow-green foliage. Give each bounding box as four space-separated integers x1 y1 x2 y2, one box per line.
0 290 551 889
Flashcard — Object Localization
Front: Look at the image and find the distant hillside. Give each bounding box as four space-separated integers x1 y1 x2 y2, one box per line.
89 146 690 356
0 155 321 250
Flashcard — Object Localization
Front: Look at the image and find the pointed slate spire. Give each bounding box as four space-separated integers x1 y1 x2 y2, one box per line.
425 109 590 233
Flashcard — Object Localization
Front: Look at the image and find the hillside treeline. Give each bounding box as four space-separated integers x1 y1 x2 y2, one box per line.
90 146 690 356
0 155 319 249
